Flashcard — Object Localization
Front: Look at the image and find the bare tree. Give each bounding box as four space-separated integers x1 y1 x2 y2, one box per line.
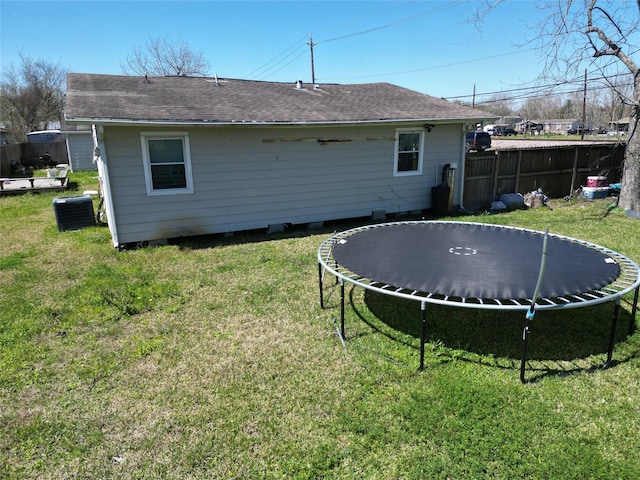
122 37 210 77
477 94 515 117
599 75 633 130
517 97 540 130
481 0 640 211
0 55 66 143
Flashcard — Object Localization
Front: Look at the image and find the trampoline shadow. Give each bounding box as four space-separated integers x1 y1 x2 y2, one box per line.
355 289 636 378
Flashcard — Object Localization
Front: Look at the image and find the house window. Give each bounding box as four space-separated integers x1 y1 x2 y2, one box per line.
394 129 423 176
141 132 193 195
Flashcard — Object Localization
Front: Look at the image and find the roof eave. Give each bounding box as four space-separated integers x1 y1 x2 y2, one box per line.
65 115 498 127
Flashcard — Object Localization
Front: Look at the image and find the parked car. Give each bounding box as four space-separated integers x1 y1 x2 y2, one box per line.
465 131 491 152
493 126 517 136
568 127 592 134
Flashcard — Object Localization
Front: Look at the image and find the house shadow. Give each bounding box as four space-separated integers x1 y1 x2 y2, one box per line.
355 289 637 379
169 213 426 251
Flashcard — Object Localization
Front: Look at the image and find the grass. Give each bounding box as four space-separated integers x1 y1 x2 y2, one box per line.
1 171 639 479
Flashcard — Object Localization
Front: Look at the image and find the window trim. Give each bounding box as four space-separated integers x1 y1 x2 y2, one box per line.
393 128 424 177
141 132 194 196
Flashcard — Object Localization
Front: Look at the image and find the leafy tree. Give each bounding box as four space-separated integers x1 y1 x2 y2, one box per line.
122 37 210 77
0 55 66 143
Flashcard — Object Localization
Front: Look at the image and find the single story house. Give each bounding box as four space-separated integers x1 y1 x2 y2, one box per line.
541 119 576 135
610 116 630 133
515 120 542 135
65 73 495 248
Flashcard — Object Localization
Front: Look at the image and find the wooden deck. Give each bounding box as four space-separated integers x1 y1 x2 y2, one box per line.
0 171 69 196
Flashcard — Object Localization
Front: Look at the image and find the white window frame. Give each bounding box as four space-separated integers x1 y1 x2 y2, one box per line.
393 128 424 177
140 132 193 196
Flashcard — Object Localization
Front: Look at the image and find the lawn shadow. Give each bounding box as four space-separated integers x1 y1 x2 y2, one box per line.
358 289 636 378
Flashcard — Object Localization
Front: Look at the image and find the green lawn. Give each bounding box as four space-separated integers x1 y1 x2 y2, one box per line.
1 171 639 479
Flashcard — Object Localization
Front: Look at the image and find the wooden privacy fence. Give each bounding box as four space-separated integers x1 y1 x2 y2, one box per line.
0 141 69 177
463 143 625 210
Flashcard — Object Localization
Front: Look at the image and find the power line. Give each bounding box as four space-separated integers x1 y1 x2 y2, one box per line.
454 71 634 106
312 0 418 37
318 48 539 83
257 48 309 81
319 0 465 43
244 0 638 104
244 35 308 80
246 0 465 81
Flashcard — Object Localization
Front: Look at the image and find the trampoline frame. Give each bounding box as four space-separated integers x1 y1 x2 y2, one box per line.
317 221 640 382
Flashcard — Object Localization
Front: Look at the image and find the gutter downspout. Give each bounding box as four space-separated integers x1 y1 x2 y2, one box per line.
458 123 467 212
92 124 120 247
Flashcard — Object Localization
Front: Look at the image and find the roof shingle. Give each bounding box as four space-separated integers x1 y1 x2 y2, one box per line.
65 73 495 125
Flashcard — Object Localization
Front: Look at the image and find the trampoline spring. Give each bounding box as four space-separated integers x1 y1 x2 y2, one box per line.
583 292 601 300
573 295 590 303
619 275 637 284
602 287 620 295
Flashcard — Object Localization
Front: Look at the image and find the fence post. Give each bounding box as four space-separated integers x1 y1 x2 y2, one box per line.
570 146 579 196
491 151 500 200
514 150 523 193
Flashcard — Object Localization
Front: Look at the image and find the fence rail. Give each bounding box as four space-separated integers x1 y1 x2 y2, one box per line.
463 143 625 210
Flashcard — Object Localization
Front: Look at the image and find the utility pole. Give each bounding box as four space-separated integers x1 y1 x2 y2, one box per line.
581 69 587 140
472 83 476 109
308 33 317 84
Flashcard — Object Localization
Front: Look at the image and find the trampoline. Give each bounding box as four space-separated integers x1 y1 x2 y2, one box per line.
317 221 640 382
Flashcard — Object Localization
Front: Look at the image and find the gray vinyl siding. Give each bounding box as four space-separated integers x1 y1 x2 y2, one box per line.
66 132 96 171
102 123 463 245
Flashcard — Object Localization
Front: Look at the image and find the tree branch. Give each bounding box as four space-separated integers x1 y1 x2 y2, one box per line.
586 0 639 75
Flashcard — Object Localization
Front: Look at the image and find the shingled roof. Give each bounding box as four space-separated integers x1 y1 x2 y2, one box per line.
65 73 495 126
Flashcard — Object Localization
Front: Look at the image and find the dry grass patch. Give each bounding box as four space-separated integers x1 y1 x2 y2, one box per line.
2 174 640 478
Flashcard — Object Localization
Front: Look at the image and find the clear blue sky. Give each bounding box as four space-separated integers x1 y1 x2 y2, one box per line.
0 1 571 102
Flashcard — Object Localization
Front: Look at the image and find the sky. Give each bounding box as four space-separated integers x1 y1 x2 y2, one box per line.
0 0 633 104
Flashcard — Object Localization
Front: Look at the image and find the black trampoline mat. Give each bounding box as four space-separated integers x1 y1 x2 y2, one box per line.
332 222 621 301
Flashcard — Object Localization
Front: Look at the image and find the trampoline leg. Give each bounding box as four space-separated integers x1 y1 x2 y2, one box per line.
419 302 426 371
604 298 621 369
520 314 532 384
318 263 324 309
340 279 345 339
629 287 639 336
